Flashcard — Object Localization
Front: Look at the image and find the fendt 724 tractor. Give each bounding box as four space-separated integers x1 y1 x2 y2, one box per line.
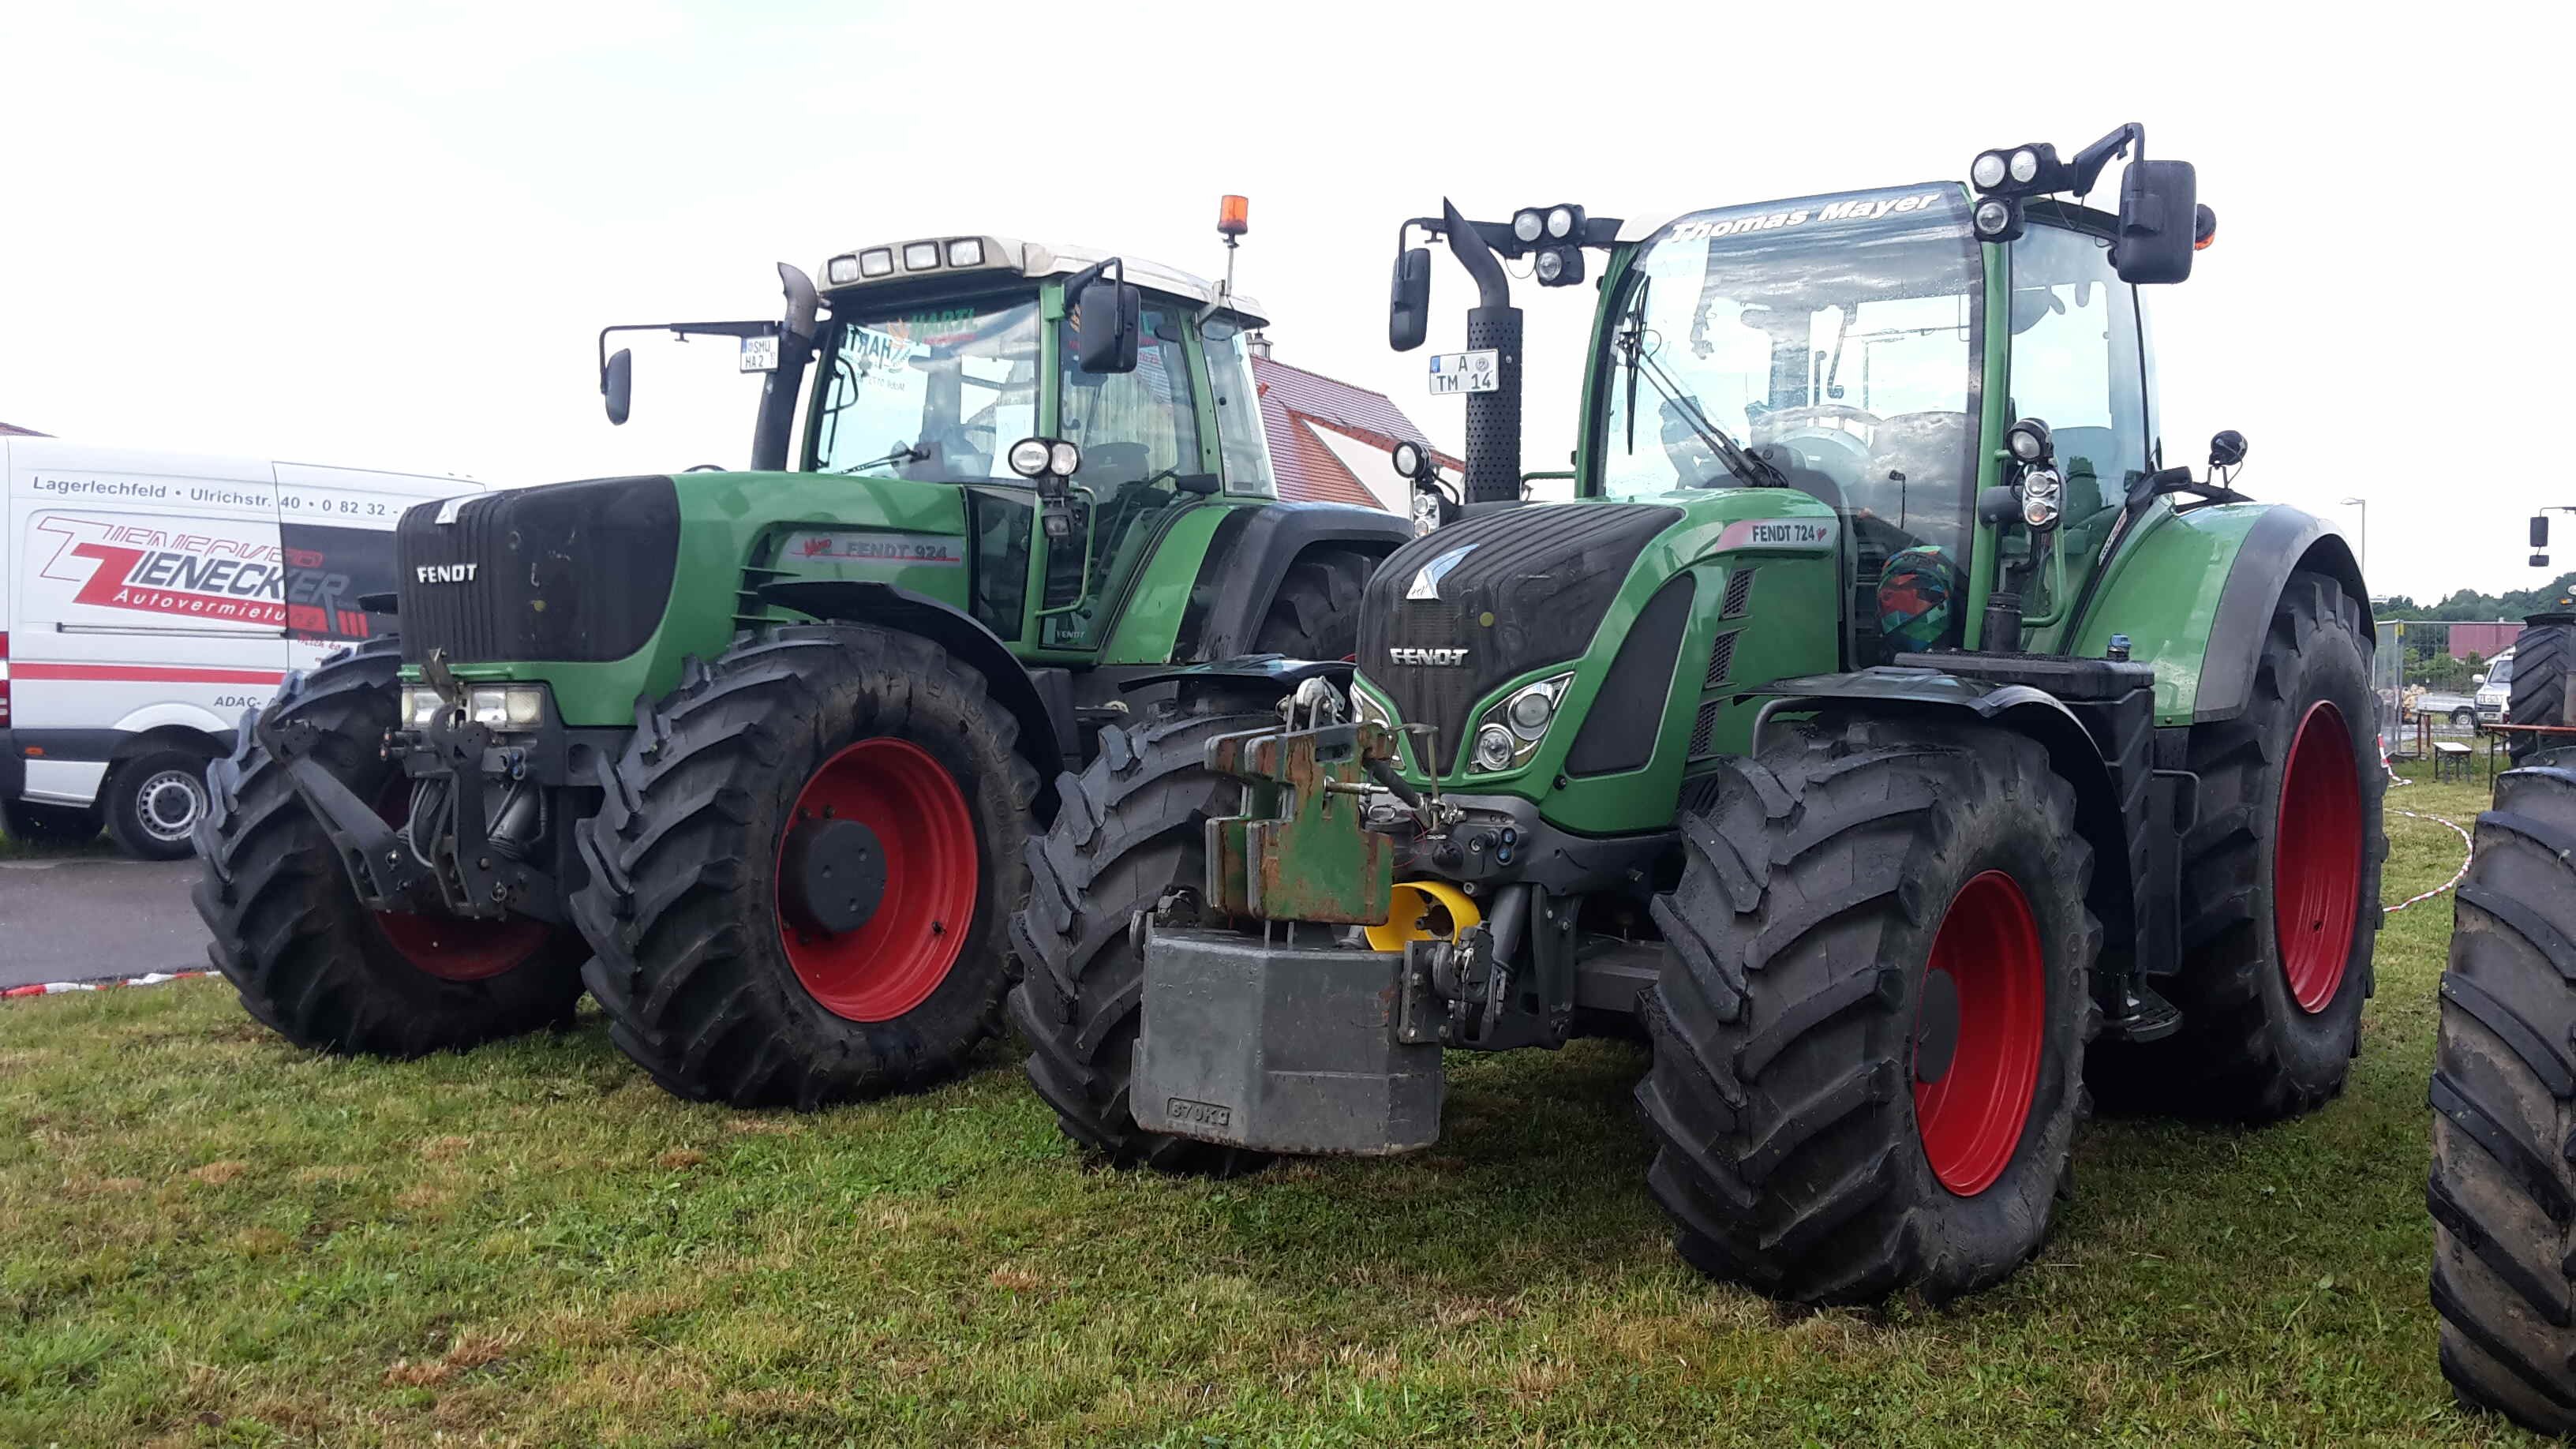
194 211 1410 1107
1011 126 2386 1302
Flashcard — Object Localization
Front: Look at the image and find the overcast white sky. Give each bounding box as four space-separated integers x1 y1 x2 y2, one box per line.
2 2 2560 601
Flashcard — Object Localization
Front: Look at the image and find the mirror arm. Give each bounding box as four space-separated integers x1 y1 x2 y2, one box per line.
2069 122 2144 196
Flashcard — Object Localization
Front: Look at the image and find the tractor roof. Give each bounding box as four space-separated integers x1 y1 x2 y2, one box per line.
819 234 1267 328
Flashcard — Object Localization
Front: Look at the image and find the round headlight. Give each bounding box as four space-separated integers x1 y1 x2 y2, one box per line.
2009 148 2040 184
1410 491 1440 537
1007 438 1051 478
2006 419 2050 463
1546 206 1575 239
1392 440 1423 477
2021 469 2063 529
1048 440 1082 477
1973 200 2012 236
1513 210 1544 243
1971 152 2007 190
1534 249 1564 283
1506 684 1556 739
1473 723 1517 773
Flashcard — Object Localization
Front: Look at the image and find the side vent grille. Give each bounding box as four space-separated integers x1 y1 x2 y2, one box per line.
1688 700 1722 759
1720 567 1757 619
1704 629 1741 690
738 564 792 633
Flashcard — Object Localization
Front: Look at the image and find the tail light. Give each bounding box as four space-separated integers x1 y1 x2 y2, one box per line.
0 631 11 725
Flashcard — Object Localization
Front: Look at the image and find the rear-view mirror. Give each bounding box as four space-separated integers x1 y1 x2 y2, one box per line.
603 348 633 425
2112 158 2198 285
1073 280 1140 374
1389 247 1431 352
2534 515 2552 549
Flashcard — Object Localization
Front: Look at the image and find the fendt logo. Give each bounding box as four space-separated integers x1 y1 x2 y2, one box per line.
414 563 479 584
1389 646 1470 668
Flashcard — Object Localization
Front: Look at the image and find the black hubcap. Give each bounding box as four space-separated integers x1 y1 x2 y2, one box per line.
779 817 888 936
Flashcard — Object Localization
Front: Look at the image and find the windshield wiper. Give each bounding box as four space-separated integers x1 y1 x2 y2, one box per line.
835 443 929 476
1621 330 1788 491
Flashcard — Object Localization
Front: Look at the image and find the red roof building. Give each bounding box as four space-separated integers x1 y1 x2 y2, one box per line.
1252 355 1458 511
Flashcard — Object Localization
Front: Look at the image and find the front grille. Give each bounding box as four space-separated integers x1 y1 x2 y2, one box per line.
1359 504 1680 771
1704 630 1741 689
397 477 680 665
1688 700 1721 758
1721 567 1757 619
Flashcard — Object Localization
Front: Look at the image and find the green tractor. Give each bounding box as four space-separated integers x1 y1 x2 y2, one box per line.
1012 125 2387 1301
193 218 1411 1107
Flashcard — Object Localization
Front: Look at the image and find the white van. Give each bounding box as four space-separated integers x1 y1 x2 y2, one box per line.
1 438 482 857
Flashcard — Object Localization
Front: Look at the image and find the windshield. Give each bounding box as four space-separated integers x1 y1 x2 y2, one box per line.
1598 185 1983 556
812 294 1042 481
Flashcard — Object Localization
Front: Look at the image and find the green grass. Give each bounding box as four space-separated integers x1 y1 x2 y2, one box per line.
0 763 2533 1446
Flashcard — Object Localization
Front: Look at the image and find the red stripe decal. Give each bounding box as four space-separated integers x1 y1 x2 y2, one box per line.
13 663 287 685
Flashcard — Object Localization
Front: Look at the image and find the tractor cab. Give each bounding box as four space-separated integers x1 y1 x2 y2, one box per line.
602 233 1281 659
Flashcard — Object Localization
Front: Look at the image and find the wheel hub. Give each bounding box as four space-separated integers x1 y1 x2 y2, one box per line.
1911 869 2046 1198
780 816 889 936
2275 700 2363 1013
138 770 204 842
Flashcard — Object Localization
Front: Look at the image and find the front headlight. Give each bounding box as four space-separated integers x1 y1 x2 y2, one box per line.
400 686 444 728
463 684 549 731
1468 672 1574 774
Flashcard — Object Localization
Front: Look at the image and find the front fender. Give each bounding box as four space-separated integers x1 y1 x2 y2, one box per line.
2065 502 2368 726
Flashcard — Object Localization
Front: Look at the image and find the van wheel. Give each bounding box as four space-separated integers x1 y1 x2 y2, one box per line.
105 748 213 860
1 797 103 846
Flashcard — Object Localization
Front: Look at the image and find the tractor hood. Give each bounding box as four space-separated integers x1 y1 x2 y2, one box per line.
396 475 682 666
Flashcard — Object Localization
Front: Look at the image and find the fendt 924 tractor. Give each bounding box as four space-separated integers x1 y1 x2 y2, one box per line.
195 209 1410 1107
1011 126 2386 1302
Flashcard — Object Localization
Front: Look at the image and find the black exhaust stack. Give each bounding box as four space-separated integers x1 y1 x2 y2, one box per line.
750 262 822 473
1440 201 1523 506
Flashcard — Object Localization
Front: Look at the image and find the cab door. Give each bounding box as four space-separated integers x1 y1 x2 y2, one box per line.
1033 298 1216 653
2004 217 2150 643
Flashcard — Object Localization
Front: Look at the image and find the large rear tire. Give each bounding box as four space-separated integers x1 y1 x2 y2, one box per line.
1007 698 1279 1177
572 624 1038 1108
192 636 589 1055
1638 715 2100 1304
2428 760 2576 1436
2506 616 2575 765
1249 549 1372 660
2094 571 2384 1121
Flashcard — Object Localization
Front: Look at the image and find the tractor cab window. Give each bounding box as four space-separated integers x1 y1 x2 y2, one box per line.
2007 221 2146 571
812 295 1043 481
1598 187 1984 605
1043 302 1208 648
1202 320 1278 496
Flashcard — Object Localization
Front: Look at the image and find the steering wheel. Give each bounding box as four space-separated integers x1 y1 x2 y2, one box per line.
1751 403 1883 488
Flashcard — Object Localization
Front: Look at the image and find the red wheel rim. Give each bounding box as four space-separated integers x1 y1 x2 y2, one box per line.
2275 700 2363 1013
775 738 976 1022
1911 870 2046 1197
368 778 552 983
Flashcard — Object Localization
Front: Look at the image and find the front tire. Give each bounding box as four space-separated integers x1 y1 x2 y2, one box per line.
104 747 212 859
572 624 1037 1108
192 637 589 1055
2095 571 2384 1121
1249 549 1372 660
1008 698 1279 1177
1638 715 2099 1305
2428 760 2576 1436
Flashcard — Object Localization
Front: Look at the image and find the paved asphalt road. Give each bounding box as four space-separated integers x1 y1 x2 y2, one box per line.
0 856 210 989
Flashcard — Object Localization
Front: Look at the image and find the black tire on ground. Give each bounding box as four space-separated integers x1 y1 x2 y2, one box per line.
2454 707 2478 732
572 623 1038 1109
1008 698 1280 1177
2428 761 2576 1436
0 796 102 845
2092 571 2385 1121
103 747 213 859
192 635 590 1055
2507 617 2575 765
1637 714 2101 1305
1249 548 1373 660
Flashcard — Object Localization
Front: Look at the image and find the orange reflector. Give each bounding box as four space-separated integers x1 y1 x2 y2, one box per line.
23 747 42 756
2195 225 2216 251
1218 194 1250 237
